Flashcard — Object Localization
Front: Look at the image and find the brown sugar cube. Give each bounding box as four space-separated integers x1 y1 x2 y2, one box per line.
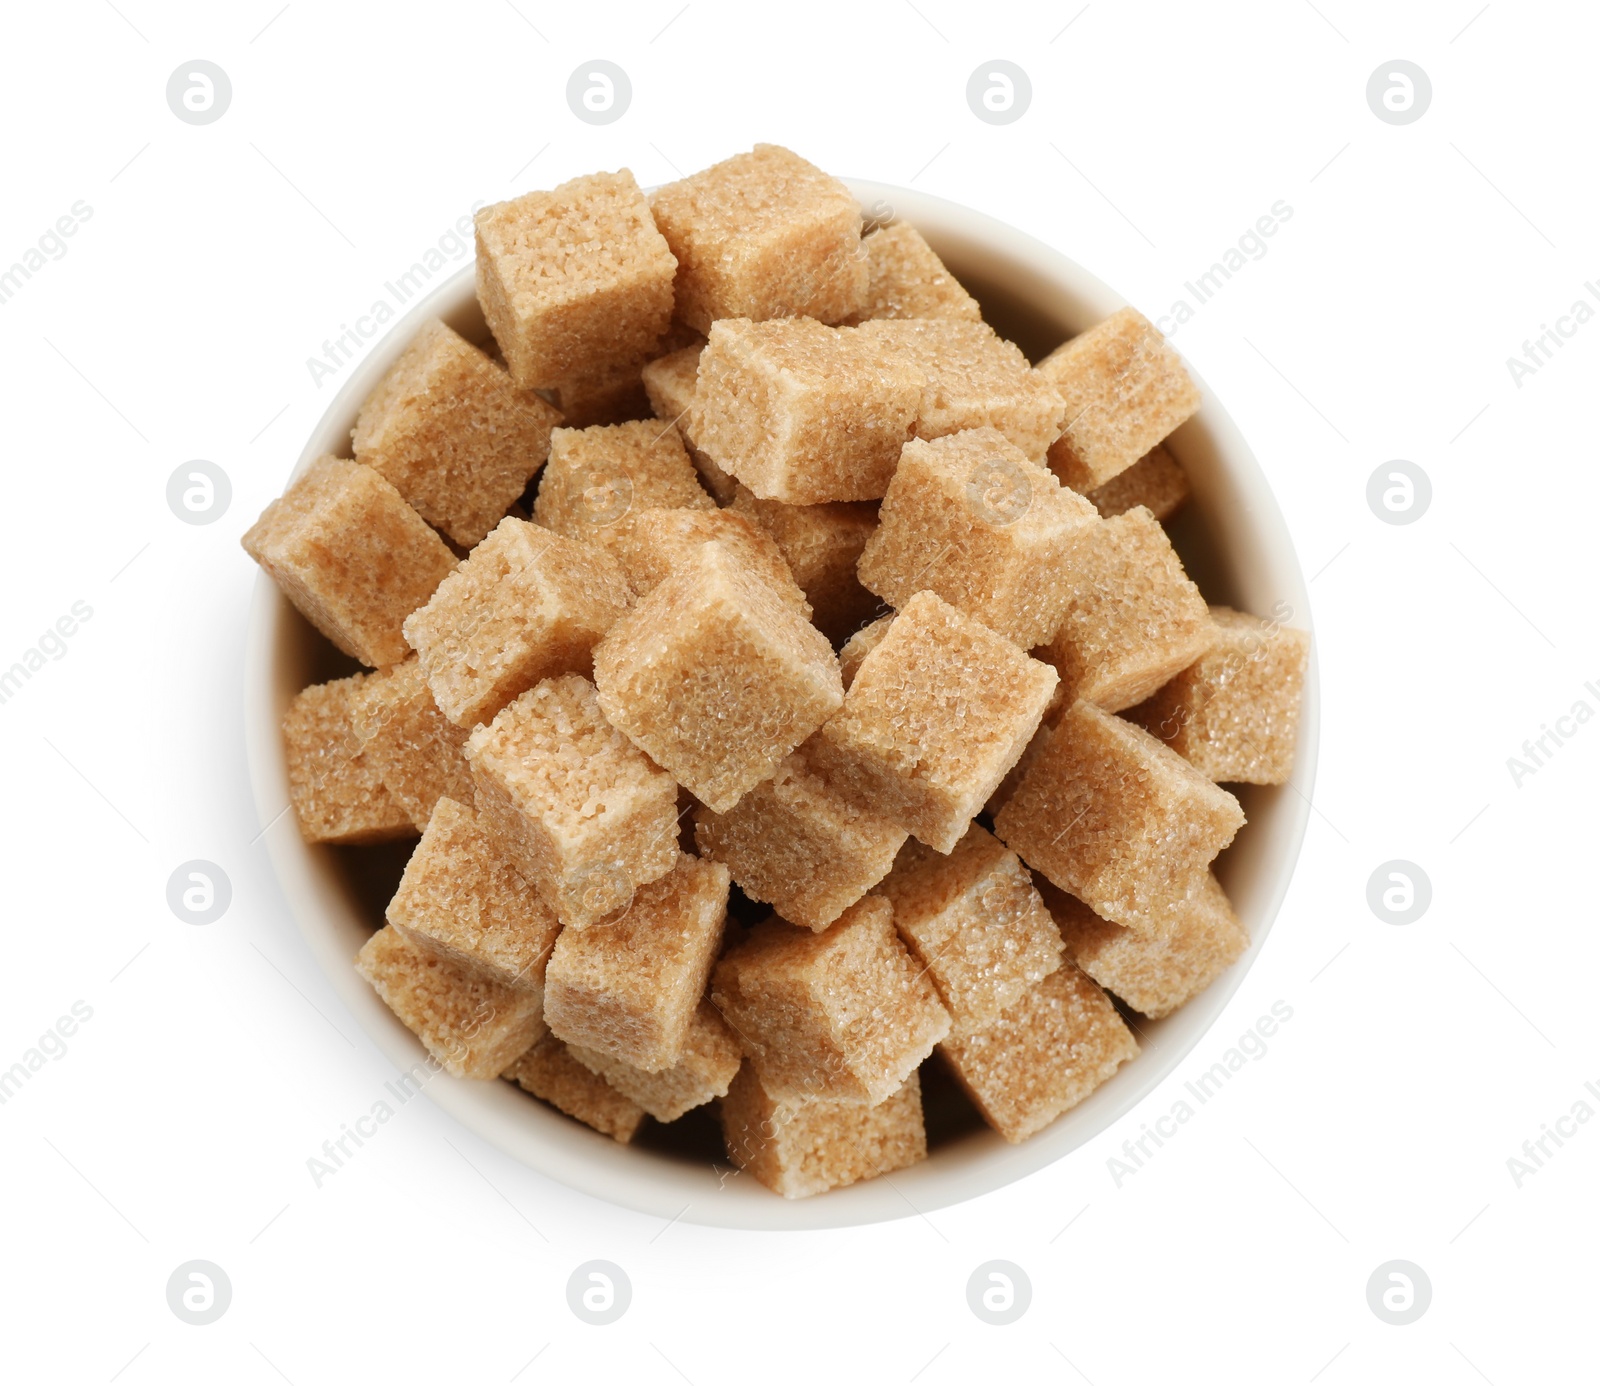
385 797 562 995
504 1035 645 1143
350 318 563 547
639 342 700 430
402 518 632 729
855 319 1067 463
474 169 676 389
1046 873 1248 1020
878 824 1064 1036
569 999 741 1121
983 702 1062 817
711 897 950 1105
858 428 1100 648
720 1063 927 1198
640 341 740 505
544 853 730 1072
838 613 894 689
674 785 699 854
533 419 713 545
356 925 545 1080
346 657 474 831
994 700 1245 932
1038 307 1201 491
598 507 808 617
465 675 680 929
648 143 866 332
653 319 709 358
730 486 880 644
939 961 1138 1143
693 749 908 932
807 591 1057 853
545 358 651 428
1083 443 1190 522
1127 606 1311 785
243 456 457 668
851 222 982 324
690 317 924 504
283 674 414 845
544 320 703 428
1040 506 1211 713
594 540 844 812
545 314 703 429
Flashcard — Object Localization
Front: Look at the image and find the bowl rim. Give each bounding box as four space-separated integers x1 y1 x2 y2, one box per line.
243 177 1318 1230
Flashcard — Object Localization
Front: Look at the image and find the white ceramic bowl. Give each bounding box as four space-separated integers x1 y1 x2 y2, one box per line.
244 179 1317 1230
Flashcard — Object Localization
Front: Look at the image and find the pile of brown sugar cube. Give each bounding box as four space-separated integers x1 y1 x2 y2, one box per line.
243 144 1309 1200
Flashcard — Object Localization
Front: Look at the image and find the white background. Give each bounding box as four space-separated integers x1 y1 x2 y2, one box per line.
1 1 1594 1381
